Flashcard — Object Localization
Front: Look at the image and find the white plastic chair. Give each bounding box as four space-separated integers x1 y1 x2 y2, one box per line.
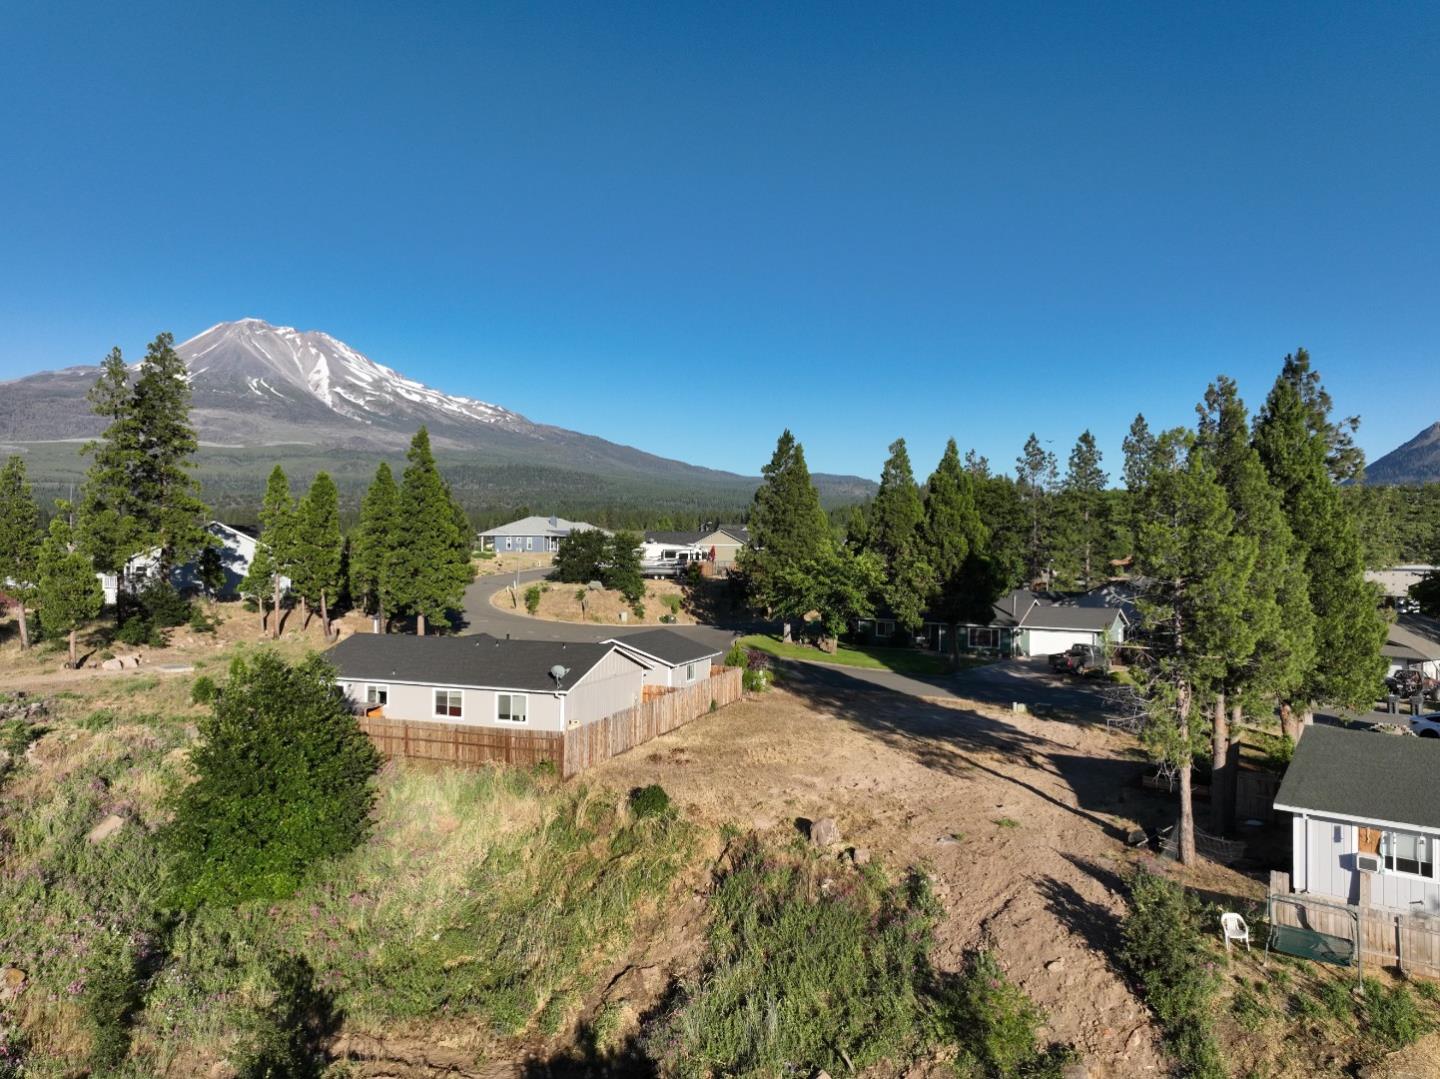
1221 912 1250 953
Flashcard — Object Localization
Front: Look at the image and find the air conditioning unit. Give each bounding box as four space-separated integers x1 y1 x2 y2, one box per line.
1356 853 1382 873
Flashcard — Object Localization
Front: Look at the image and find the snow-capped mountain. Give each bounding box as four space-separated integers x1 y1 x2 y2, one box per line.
177 318 530 439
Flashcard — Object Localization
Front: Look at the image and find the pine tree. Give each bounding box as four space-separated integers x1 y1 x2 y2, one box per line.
1057 431 1108 589
741 430 832 619
1133 433 1257 866
1016 434 1058 587
868 438 930 632
603 531 645 604
350 462 400 632
922 439 989 629
79 348 147 580
294 472 344 639
0 456 42 649
130 333 209 575
239 540 275 634
1255 354 1386 732
37 503 104 668
1196 377 1313 830
389 428 472 635
258 466 297 639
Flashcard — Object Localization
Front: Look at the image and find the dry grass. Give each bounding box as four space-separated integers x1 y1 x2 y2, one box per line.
492 577 695 626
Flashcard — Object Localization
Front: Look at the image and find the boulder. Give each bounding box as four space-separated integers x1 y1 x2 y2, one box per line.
586 580 604 591
850 846 871 867
101 657 124 671
809 817 842 847
87 814 126 844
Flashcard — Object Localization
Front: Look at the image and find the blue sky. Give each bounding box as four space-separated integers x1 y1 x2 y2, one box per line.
2 2 1437 480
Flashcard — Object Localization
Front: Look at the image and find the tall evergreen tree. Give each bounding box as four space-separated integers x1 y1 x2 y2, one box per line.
922 439 990 628
970 468 1027 594
1196 377 1314 829
79 348 147 580
350 462 400 632
1015 434 1058 586
1255 355 1386 732
1058 431 1108 588
0 456 42 649
130 333 209 575
257 466 297 639
1133 433 1257 866
37 502 104 668
389 428 472 635
867 438 930 631
740 430 832 617
294 472 344 639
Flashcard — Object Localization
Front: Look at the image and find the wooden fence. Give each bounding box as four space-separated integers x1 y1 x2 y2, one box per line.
1233 768 1282 824
562 666 743 777
1269 871 1440 978
356 665 744 779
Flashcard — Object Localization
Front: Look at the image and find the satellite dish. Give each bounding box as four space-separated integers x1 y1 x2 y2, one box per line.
549 664 569 686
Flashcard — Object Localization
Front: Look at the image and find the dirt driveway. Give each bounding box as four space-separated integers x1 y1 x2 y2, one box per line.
587 665 1261 1078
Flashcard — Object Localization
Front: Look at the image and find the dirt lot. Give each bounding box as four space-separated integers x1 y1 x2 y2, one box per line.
588 676 1251 1078
491 577 697 626
471 551 554 577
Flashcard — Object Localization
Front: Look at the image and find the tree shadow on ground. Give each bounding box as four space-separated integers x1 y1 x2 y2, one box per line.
1036 859 1130 976
776 661 1138 841
519 1031 658 1078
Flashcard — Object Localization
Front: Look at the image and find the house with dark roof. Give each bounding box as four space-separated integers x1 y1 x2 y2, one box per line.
940 588 1128 657
1274 725 1440 912
604 629 723 689
328 632 645 732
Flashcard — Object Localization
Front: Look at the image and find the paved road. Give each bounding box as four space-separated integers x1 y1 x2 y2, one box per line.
461 570 1110 714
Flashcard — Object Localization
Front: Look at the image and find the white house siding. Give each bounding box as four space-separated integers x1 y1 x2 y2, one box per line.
1291 815 1440 913
564 650 644 728
339 680 565 732
1019 629 1098 657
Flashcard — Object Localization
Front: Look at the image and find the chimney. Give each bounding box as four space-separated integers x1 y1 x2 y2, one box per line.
549 515 558 527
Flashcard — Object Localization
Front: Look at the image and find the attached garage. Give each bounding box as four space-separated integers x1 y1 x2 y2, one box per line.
1013 607 1125 658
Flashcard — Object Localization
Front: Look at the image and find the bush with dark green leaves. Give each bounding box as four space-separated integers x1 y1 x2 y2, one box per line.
1121 871 1225 1078
137 581 193 628
628 784 672 820
524 584 543 615
942 950 1078 1078
160 651 380 908
190 675 219 705
114 615 164 647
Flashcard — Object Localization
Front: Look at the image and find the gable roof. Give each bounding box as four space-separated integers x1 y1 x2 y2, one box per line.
1384 614 1440 664
1274 725 1440 831
985 587 1128 632
605 628 722 666
643 530 704 546
1020 605 1125 632
705 525 749 543
328 633 620 692
478 515 603 538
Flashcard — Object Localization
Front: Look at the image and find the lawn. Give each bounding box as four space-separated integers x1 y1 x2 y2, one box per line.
738 633 980 677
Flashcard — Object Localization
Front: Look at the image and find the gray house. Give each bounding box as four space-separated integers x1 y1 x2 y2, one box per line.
477 515 606 553
1274 725 1440 913
605 629 723 689
329 633 645 733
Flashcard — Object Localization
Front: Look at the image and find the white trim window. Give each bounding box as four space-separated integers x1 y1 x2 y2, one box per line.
1382 830 1434 878
497 693 528 724
434 689 463 719
526 536 535 551
685 662 696 683
365 684 389 707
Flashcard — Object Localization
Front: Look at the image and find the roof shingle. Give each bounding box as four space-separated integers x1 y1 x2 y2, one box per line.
327 633 618 692
1273 725 1440 831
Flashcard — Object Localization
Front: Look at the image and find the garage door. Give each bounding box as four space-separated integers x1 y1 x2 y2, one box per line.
1022 629 1098 657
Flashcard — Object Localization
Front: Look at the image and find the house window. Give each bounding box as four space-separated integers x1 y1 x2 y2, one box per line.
970 627 999 649
365 685 388 707
526 536 534 551
433 689 463 718
685 662 696 682
876 620 895 639
1383 831 1434 878
497 693 528 724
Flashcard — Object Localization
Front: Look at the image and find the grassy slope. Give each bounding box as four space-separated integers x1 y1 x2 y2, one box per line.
739 633 971 677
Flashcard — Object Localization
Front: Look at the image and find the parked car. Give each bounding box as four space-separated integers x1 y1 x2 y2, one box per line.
1410 712 1440 738
1385 669 1438 699
1050 643 1108 676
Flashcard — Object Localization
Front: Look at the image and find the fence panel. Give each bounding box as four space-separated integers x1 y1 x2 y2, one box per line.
1269 870 1440 978
1234 769 1282 823
356 716 564 770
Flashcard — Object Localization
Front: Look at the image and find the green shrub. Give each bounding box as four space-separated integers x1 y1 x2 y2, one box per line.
1361 977 1431 1055
650 837 939 1076
188 605 217 634
190 675 219 705
0 719 41 757
1317 978 1355 1022
115 616 163 647
943 950 1077 1078
524 584 543 615
630 601 646 620
1121 871 1226 1079
139 581 193 628
83 936 143 1070
724 640 747 668
661 594 682 615
160 652 381 908
628 784 672 820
